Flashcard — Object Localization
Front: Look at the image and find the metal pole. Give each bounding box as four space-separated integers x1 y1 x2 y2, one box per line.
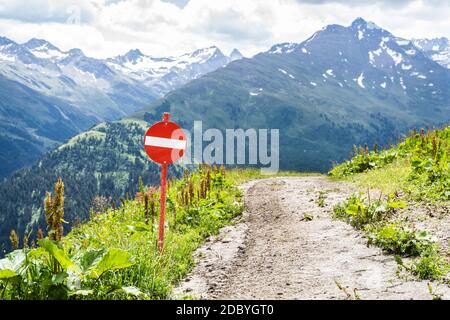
158 162 167 254
158 112 170 254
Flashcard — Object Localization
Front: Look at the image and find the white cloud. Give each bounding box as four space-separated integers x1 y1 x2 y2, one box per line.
0 0 100 23
0 0 448 58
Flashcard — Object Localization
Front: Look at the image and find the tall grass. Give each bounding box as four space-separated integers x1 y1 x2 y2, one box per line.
0 166 244 299
330 126 450 202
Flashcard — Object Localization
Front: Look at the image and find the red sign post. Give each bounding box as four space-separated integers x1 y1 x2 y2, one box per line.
144 113 187 253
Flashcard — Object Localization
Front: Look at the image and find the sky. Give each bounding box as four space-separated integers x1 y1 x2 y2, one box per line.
0 0 449 59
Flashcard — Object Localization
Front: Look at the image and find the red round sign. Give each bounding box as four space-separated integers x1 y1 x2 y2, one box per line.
144 118 187 165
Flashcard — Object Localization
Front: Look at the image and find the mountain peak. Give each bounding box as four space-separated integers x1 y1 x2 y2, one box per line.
351 17 367 28
190 46 224 59
0 36 15 46
199 45 220 53
68 48 84 56
23 38 60 51
230 48 244 61
412 37 450 68
351 17 381 30
413 37 449 49
127 48 144 56
125 49 144 60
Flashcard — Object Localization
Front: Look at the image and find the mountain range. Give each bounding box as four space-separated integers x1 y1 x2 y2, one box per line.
0 18 449 251
135 17 449 171
412 37 450 69
0 37 242 178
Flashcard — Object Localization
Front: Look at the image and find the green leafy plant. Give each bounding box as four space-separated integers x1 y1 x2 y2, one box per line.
411 253 450 280
335 192 449 281
365 222 436 256
333 193 406 229
0 166 243 300
0 240 137 300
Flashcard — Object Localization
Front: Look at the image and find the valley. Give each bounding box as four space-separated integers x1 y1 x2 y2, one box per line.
0 17 449 301
0 37 241 178
1 18 449 252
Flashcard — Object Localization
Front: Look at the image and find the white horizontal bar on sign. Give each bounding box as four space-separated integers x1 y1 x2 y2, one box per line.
145 136 187 150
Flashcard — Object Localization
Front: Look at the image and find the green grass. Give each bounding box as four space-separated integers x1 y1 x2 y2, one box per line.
67 166 246 299
330 126 450 281
330 126 450 202
0 166 247 299
0 167 317 299
337 159 412 195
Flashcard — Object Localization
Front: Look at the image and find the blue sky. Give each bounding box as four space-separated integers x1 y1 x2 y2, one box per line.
0 0 448 58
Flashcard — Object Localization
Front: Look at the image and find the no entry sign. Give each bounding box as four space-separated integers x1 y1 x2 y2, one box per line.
143 113 186 253
144 116 187 164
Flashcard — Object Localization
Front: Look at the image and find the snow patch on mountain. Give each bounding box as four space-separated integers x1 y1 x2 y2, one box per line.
0 52 15 62
269 43 298 54
356 72 365 89
399 77 406 90
386 47 403 65
412 38 450 68
396 39 410 46
401 64 412 70
358 30 364 40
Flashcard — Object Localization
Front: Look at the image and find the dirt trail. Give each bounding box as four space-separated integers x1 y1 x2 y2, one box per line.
173 176 450 300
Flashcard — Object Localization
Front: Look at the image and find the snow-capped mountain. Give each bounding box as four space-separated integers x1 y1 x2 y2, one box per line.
412 37 450 69
0 37 242 178
0 37 243 121
137 17 449 172
106 46 241 95
0 38 150 122
23 38 68 60
0 37 52 66
266 17 448 96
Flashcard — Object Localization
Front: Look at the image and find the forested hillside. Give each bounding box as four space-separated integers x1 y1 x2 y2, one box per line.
0 120 182 253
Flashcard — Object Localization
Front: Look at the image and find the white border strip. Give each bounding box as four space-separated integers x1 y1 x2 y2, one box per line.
145 136 186 150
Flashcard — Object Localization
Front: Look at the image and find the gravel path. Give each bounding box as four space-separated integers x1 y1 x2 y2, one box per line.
173 176 450 300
